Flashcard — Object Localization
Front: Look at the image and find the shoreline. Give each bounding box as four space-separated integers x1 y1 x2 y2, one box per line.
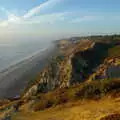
0 47 48 77
0 47 48 74
0 43 58 99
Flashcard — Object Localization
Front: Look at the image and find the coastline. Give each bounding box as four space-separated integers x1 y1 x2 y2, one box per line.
0 43 58 99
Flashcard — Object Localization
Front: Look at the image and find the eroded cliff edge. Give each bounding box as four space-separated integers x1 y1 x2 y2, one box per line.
23 38 120 98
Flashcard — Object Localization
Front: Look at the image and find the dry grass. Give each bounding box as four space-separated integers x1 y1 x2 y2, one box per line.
12 96 120 120
19 79 120 112
108 45 120 57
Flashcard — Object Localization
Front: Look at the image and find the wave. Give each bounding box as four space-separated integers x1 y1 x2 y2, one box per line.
0 43 15 47
0 47 48 74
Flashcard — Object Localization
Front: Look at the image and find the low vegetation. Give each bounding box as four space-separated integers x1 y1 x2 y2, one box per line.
31 78 120 111
108 45 120 57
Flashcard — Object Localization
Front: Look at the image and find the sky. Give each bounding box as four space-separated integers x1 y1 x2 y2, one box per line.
0 0 120 42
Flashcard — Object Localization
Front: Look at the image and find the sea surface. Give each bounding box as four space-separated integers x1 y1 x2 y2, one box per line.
0 40 51 72
0 39 57 98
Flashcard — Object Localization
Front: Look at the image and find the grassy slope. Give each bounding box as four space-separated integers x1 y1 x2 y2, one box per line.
12 97 120 120
108 45 120 57
10 78 120 120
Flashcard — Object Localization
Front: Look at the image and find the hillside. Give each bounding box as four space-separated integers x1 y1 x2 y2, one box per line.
11 97 120 120
1 35 120 120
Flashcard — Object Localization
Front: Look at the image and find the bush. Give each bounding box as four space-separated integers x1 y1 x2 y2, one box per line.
75 79 120 99
32 98 54 111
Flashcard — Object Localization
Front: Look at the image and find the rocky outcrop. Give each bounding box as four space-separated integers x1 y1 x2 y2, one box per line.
23 56 73 98
89 56 120 81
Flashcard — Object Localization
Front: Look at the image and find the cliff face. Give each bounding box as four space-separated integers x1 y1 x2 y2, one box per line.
31 57 72 92
23 51 73 98
23 40 94 98
23 39 120 98
89 56 120 81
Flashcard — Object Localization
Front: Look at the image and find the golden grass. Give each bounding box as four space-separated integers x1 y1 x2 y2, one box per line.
12 96 120 120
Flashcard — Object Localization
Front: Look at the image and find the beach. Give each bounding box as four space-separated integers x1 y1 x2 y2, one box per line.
0 44 57 99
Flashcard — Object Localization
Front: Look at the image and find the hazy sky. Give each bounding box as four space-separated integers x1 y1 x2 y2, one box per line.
0 0 120 42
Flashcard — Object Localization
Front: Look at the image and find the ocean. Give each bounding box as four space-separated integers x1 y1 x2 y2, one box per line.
0 40 51 72
0 39 56 98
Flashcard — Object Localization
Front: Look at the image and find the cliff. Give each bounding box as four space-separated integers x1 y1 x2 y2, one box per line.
1 35 120 120
23 40 94 98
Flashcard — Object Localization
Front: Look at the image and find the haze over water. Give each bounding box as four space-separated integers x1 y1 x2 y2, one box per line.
0 0 120 73
0 39 51 72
